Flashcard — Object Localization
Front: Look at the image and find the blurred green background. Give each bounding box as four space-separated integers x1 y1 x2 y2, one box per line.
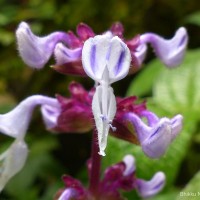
1 0 200 199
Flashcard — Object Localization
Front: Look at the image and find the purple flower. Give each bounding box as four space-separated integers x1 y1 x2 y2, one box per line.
55 155 165 200
0 95 59 138
16 22 188 76
140 27 188 67
136 172 166 198
44 81 182 159
100 155 165 199
0 84 183 191
124 111 183 158
0 95 60 190
16 22 70 69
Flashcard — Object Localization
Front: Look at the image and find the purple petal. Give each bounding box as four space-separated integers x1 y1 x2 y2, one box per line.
141 110 159 127
0 95 59 138
142 115 183 158
62 175 87 198
123 113 151 142
171 114 183 139
123 155 136 176
41 105 61 130
134 43 147 67
136 172 165 198
58 188 77 200
54 43 82 65
124 113 183 158
126 35 147 67
16 22 70 69
140 27 188 67
142 118 172 158
107 36 131 83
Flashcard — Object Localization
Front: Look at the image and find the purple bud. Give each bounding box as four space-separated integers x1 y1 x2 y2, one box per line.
54 43 82 65
123 154 136 176
136 172 165 198
140 27 188 67
110 22 124 38
76 23 95 41
58 188 77 200
16 22 70 69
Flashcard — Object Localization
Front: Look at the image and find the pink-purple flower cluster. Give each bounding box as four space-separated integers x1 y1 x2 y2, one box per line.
0 21 188 198
16 21 188 74
55 155 165 200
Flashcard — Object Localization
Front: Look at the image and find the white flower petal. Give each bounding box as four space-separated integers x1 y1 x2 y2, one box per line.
0 140 28 192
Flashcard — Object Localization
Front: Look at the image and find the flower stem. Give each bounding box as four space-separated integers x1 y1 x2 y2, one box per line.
89 130 101 195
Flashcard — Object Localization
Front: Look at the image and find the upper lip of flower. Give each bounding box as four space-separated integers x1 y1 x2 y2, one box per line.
16 21 188 77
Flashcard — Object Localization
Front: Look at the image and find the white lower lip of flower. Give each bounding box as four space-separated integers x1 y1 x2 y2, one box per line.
92 85 116 156
0 139 28 192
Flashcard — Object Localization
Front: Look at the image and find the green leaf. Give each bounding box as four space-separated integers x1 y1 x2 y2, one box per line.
150 190 180 200
176 171 200 200
154 50 200 118
184 11 200 26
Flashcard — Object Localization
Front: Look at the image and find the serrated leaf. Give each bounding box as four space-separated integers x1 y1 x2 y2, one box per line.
154 50 200 117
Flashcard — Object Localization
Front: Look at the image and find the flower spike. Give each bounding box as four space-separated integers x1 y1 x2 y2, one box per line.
82 35 131 156
140 27 188 67
16 22 70 69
